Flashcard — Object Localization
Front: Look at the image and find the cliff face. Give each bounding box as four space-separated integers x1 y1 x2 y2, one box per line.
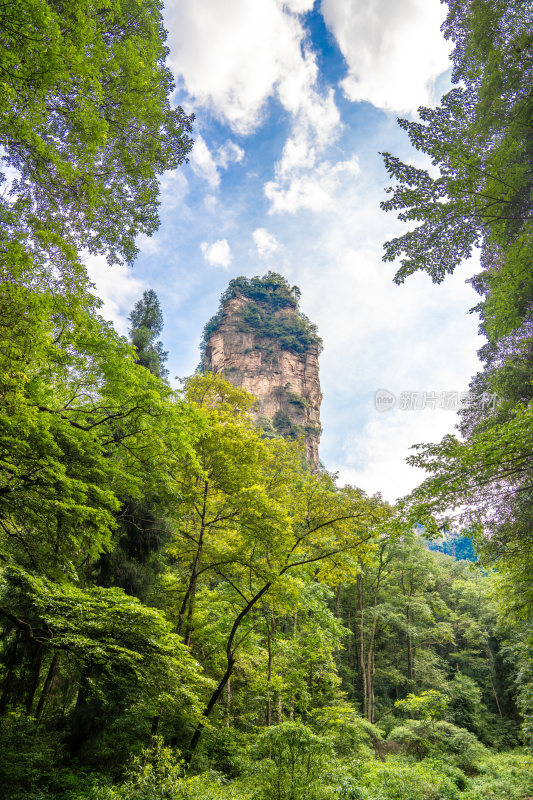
205 294 322 470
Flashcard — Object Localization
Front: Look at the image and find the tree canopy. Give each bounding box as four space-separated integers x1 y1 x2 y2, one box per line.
381 0 533 752
0 0 193 268
129 289 169 379
381 0 532 294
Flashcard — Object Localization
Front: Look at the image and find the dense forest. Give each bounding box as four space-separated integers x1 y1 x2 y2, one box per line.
0 1 532 799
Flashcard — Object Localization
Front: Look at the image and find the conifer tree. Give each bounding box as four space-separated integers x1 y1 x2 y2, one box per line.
129 289 169 380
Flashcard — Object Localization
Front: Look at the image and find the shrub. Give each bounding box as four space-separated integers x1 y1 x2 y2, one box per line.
93 739 247 800
0 712 103 800
308 706 382 761
248 722 336 800
386 720 486 771
461 751 533 800
394 690 449 724
287 391 309 409
239 305 320 354
448 675 483 734
356 756 463 800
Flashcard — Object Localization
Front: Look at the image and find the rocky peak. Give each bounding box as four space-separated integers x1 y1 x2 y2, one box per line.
202 273 322 471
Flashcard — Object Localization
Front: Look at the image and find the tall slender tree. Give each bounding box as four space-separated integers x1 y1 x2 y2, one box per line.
129 290 169 380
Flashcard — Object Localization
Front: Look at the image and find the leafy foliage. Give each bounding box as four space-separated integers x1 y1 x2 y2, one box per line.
354 756 465 800
381 0 533 754
217 273 300 310
381 1 533 289
0 0 193 267
387 720 486 771
394 691 450 724
239 303 320 354
129 290 169 380
461 751 533 800
250 722 335 800
0 2 527 797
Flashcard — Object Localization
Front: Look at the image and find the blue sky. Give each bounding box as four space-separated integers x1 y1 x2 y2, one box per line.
88 0 482 501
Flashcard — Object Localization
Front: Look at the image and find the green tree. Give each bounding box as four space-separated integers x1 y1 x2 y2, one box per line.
233 582 347 731
158 375 384 757
0 265 205 762
94 291 172 600
394 690 450 726
129 290 169 380
0 0 198 777
380 0 533 748
251 722 335 800
380 0 532 291
0 264 198 581
0 0 193 269
338 532 455 722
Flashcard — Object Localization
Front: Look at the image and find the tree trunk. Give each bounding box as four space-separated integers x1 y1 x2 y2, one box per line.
266 621 272 726
357 575 368 719
177 480 209 643
406 606 414 683
186 580 273 761
150 711 161 738
225 677 231 728
69 666 93 757
484 629 503 716
25 645 43 714
370 648 376 723
188 657 235 758
0 634 20 715
36 654 58 722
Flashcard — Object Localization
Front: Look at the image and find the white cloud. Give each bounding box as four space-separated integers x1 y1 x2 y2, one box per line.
283 0 314 12
190 137 245 189
159 169 188 210
203 194 218 212
321 0 452 113
190 135 220 189
335 409 460 501
165 0 341 185
136 232 162 256
253 228 280 258
166 0 342 223
85 254 146 336
253 127 480 499
0 163 20 198
266 154 359 213
217 141 245 168
166 0 331 135
280 168 482 500
200 239 233 268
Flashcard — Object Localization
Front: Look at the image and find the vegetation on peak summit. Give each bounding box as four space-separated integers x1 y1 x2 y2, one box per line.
199 272 322 368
